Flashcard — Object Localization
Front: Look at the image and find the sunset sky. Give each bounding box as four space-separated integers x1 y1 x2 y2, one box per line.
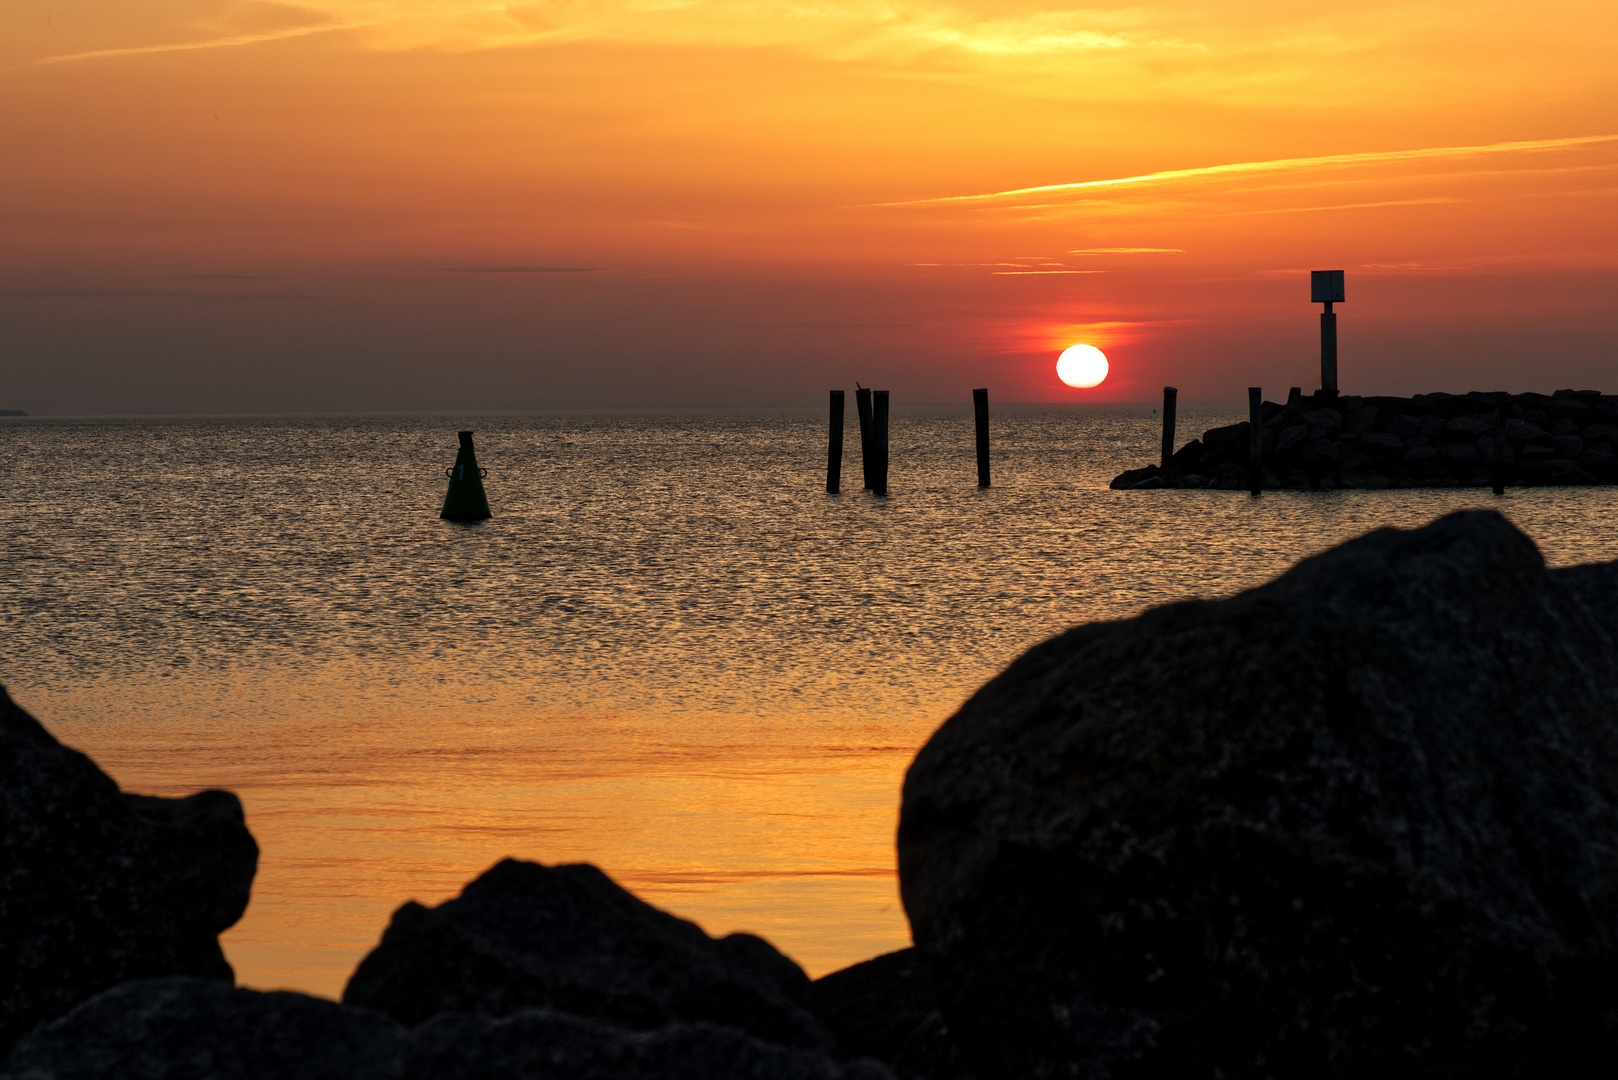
4 0 1616 413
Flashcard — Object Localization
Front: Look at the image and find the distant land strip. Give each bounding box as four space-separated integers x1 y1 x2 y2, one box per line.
441 266 607 274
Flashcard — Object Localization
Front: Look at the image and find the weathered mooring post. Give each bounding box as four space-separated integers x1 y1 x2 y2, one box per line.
1249 387 1263 496
1160 386 1178 470
1312 270 1345 395
1493 393 1509 496
855 386 874 490
827 390 845 494
872 390 890 496
440 431 491 521
973 388 990 488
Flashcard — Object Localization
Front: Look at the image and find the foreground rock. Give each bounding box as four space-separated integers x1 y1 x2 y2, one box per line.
344 858 832 1051
1 977 892 1080
1111 387 1618 489
0 686 257 1055
899 510 1618 1077
811 949 973 1080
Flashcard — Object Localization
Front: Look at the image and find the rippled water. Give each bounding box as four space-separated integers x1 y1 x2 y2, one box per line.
4 406 1616 997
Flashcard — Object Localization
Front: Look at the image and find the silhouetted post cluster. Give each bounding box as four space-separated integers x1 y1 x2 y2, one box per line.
826 386 994 495
828 385 890 496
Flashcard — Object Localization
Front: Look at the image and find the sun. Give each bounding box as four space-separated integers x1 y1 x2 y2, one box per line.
1057 344 1109 388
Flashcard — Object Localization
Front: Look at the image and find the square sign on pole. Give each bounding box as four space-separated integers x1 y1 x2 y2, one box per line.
1311 270 1344 394
1311 270 1345 304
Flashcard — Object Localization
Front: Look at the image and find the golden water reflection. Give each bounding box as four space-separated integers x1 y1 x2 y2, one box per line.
36 682 926 1000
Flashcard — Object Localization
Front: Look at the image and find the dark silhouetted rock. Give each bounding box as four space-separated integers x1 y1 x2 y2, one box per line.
1 978 404 1080
343 859 831 1050
0 687 257 1055
898 511 1618 1078
1 977 891 1080
1107 465 1161 490
811 949 973 1080
410 1008 890 1080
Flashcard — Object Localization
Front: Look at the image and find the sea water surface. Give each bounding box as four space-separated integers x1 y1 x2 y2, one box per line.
4 404 1617 999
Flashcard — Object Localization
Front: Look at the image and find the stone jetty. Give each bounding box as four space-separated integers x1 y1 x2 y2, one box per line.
1111 388 1618 489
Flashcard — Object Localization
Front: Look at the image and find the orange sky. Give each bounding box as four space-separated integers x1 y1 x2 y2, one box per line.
4 0 1617 412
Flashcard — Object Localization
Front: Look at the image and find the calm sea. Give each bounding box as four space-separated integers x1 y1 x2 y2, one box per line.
5 405 1617 998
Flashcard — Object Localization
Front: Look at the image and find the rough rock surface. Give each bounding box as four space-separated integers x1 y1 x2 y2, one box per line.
1111 388 1618 489
898 510 1618 1078
811 949 974 1080
0 686 257 1055
343 858 831 1051
1 977 892 1080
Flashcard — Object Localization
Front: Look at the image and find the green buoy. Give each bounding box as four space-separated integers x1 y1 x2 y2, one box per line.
440 430 491 521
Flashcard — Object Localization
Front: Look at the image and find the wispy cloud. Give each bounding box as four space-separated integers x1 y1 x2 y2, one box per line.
21 21 370 69
1070 247 1184 254
879 134 1618 207
1230 196 1461 216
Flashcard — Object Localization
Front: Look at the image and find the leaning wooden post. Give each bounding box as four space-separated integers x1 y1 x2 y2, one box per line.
1493 393 1508 496
872 390 890 496
855 386 874 490
973 388 990 487
1249 387 1263 496
827 390 845 494
1160 386 1178 470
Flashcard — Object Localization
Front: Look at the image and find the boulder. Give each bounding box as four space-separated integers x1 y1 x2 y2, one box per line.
1 977 890 1080
343 859 831 1051
409 1009 891 1080
1 978 404 1080
1108 465 1160 490
1436 440 1479 464
898 511 1618 1078
1274 425 1309 454
0 686 257 1055
1445 414 1493 436
810 949 973 1080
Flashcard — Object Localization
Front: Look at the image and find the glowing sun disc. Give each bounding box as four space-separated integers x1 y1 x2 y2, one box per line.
1057 344 1109 388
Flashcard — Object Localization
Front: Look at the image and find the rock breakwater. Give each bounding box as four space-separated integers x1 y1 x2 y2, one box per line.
1111 388 1618 489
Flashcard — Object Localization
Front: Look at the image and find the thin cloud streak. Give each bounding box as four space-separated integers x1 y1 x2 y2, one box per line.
1230 196 1463 216
20 21 371 69
877 134 1618 207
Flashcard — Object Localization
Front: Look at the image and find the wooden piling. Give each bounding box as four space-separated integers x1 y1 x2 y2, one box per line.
855 387 874 490
1249 387 1263 496
973 388 990 488
827 390 845 494
872 390 890 496
1493 394 1508 496
1160 386 1178 470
